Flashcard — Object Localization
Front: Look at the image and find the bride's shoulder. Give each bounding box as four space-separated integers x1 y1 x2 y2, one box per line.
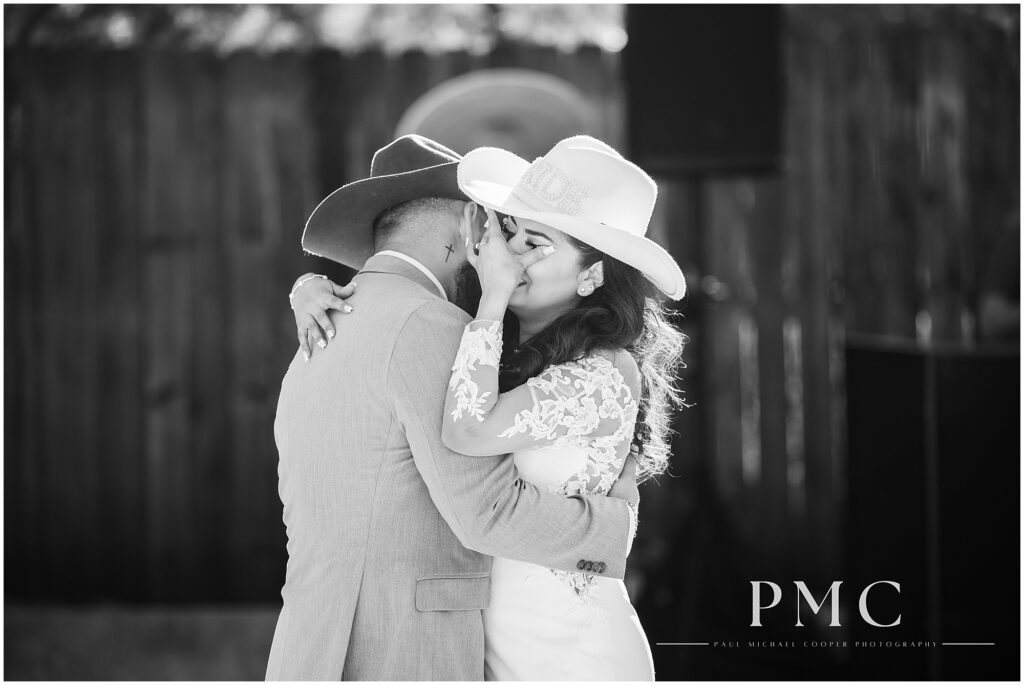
580 348 641 394
586 347 638 371
527 350 640 403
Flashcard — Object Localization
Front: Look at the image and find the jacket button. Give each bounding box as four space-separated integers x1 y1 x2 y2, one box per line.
577 559 587 570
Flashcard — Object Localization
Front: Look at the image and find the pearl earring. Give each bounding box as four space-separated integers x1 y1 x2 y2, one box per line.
578 283 595 296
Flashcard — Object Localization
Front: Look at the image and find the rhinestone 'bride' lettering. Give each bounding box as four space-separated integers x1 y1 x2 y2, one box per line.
515 160 592 216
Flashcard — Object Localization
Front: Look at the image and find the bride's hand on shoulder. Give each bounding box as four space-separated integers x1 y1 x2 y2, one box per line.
289 273 356 361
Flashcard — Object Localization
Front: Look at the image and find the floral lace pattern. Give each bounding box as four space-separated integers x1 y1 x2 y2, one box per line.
549 567 598 601
448 320 502 422
502 356 638 497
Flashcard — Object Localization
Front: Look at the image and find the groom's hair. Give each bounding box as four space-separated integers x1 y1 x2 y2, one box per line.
371 197 462 248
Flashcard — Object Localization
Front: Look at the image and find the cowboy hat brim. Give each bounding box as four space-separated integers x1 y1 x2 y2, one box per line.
301 161 464 269
457 148 688 300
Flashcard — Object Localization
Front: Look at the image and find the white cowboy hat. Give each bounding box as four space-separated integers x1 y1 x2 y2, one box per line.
456 135 687 300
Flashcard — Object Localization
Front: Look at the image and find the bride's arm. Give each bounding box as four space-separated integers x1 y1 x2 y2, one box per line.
442 318 641 457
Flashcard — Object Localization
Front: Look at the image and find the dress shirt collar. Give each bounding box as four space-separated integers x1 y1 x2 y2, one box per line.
368 250 448 301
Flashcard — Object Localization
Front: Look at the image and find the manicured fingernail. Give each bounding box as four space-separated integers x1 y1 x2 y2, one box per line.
317 339 326 350
303 351 310 363
350 281 357 288
327 329 335 339
542 246 556 256
343 304 353 313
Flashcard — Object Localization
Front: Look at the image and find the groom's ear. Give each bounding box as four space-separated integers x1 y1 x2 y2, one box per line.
460 201 483 240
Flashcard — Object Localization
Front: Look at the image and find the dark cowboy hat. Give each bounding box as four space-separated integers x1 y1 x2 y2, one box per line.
301 135 466 268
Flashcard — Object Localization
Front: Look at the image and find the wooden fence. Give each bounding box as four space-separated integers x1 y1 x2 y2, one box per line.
5 6 1018 614
4 45 625 601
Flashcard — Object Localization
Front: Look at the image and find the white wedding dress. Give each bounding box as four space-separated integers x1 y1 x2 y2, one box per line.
446 320 656 681
483 441 656 681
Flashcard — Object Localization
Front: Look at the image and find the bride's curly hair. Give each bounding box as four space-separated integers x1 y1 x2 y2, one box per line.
497 236 689 483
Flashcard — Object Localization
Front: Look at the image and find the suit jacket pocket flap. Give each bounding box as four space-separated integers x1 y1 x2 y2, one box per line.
415 574 491 612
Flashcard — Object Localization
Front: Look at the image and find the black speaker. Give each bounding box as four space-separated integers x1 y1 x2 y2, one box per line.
624 5 783 175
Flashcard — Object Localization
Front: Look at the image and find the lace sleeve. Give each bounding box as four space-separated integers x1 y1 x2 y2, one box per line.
442 320 640 458
447 319 503 423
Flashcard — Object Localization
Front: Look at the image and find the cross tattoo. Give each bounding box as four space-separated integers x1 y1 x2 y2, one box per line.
444 243 454 262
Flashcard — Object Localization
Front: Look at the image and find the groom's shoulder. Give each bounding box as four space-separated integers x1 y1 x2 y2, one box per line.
396 298 472 347
385 299 469 387
383 298 470 382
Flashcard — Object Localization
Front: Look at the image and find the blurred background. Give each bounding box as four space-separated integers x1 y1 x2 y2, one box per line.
4 3 1020 680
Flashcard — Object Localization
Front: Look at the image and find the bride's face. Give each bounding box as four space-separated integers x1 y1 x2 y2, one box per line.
501 217 587 318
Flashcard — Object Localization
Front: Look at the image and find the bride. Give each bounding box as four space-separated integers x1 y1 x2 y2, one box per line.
292 136 687 680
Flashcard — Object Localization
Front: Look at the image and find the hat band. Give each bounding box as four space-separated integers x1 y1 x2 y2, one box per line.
509 158 592 217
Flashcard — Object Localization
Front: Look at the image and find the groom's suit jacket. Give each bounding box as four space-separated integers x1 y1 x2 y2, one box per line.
265 254 633 681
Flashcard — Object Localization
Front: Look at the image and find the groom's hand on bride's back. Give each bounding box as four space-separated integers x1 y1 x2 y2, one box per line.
289 273 355 362
608 444 641 508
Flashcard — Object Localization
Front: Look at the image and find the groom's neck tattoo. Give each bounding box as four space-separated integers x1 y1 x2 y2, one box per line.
444 243 454 262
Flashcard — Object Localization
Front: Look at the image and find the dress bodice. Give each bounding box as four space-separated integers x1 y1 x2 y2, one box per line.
512 442 590 491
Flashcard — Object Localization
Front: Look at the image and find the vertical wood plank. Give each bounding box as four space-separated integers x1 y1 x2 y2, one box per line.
30 51 61 595
95 49 146 599
783 11 839 585
918 34 969 342
741 178 791 571
964 16 1020 326
703 180 760 545
141 51 205 600
31 50 103 597
186 52 230 601
33 51 74 597
71 51 103 598
5 49 41 596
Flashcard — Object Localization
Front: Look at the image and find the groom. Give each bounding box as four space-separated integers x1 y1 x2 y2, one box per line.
266 135 639 681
